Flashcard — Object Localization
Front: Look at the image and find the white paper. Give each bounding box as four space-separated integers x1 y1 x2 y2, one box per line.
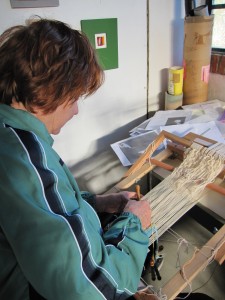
215 121 225 138
160 121 225 144
129 118 152 136
111 101 225 167
182 99 225 110
182 99 225 121
111 130 159 166
145 110 192 131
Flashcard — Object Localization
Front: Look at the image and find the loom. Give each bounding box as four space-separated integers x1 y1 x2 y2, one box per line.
106 130 225 300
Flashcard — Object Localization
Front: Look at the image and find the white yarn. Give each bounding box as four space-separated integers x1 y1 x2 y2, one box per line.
140 142 225 298
143 143 225 244
145 285 168 300
163 227 224 300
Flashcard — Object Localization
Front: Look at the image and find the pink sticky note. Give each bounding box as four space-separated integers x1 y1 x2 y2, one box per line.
201 65 210 83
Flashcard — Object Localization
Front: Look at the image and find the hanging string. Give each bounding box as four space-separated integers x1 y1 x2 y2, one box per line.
147 140 156 167
138 282 168 300
143 144 225 245
142 143 225 299
143 227 224 300
165 228 225 300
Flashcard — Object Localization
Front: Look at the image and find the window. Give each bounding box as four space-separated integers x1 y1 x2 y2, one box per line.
209 0 225 51
208 1 225 75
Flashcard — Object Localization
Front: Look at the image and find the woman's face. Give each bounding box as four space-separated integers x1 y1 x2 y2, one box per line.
45 100 79 135
11 98 79 135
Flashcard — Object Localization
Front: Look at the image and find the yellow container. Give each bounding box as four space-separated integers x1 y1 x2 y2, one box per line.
168 66 184 96
165 92 183 110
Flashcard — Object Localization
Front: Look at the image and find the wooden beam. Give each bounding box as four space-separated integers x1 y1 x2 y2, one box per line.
162 225 225 300
116 148 173 190
124 131 192 178
124 131 166 177
149 158 225 196
215 241 225 265
105 148 173 193
163 130 193 148
108 136 225 196
184 132 217 146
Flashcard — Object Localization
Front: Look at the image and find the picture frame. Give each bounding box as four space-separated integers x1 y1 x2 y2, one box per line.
81 18 118 70
10 0 59 8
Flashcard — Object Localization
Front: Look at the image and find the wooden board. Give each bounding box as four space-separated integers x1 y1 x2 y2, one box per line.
162 225 225 300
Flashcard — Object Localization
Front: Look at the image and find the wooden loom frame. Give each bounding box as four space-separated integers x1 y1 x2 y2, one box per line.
106 130 225 300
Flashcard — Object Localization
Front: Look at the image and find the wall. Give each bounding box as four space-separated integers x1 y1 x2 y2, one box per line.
148 0 185 111
208 74 225 102
0 0 185 194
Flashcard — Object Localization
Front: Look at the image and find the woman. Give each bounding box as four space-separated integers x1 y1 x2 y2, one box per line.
0 18 152 300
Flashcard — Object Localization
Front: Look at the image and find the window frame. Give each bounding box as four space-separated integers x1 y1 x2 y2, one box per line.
208 0 225 52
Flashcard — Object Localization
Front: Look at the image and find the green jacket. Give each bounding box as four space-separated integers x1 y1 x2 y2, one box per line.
0 104 149 300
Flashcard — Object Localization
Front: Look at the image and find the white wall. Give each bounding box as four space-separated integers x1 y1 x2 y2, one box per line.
0 0 148 193
147 1 225 109
0 1 189 194
148 0 185 111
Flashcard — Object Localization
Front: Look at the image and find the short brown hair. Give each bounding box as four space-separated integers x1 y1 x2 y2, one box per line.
0 18 104 113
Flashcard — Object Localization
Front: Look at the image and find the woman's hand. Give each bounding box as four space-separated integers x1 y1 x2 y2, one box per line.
95 191 138 214
123 200 151 230
95 191 151 230
134 287 159 300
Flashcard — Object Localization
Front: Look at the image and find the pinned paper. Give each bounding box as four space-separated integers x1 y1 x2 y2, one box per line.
201 64 210 83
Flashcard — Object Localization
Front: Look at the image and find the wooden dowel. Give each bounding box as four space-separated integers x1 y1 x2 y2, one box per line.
150 157 225 196
162 130 192 147
135 184 141 200
206 182 225 196
150 158 174 171
218 168 225 180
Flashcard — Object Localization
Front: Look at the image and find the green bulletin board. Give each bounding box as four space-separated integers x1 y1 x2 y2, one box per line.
80 18 118 70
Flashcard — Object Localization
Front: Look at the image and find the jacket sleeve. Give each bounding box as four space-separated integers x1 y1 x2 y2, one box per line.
80 191 96 209
0 136 149 300
1 176 149 300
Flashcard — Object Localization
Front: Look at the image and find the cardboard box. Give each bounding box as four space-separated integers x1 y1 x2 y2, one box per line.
183 16 214 105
